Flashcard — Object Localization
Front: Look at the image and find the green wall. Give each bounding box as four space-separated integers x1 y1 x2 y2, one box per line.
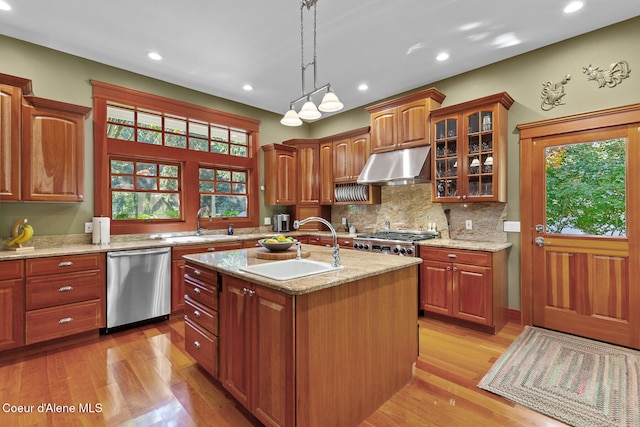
1 16 639 310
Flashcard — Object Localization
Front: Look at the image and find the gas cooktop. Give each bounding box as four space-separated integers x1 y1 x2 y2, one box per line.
355 230 439 242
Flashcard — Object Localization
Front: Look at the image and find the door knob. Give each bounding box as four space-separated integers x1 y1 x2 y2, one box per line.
535 237 545 247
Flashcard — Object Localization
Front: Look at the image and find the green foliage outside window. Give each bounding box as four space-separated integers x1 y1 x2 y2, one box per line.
545 139 626 236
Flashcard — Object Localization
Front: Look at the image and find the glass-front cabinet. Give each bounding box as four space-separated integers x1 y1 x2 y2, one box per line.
432 92 513 203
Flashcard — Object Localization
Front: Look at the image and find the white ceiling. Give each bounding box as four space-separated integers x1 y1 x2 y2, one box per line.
1 0 639 120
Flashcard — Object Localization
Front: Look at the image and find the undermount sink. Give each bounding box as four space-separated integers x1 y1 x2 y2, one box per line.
240 259 342 281
162 235 234 244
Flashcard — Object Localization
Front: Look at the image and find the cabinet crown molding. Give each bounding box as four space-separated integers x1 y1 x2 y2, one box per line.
431 92 514 118
23 95 92 118
0 72 33 94
366 87 446 113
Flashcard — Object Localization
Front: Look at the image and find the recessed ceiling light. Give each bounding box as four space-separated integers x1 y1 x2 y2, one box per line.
436 52 450 61
358 83 369 91
0 1 11 11
146 51 163 61
242 84 254 91
564 1 584 13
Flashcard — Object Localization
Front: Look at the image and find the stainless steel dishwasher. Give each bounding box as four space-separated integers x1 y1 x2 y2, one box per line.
104 247 171 333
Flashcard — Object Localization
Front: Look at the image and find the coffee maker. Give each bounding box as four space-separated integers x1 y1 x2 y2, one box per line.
272 214 291 232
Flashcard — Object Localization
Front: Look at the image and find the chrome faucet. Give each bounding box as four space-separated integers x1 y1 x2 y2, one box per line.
293 217 340 268
196 206 211 235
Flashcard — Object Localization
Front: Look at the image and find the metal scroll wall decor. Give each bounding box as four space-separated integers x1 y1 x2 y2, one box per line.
583 60 631 88
541 74 571 111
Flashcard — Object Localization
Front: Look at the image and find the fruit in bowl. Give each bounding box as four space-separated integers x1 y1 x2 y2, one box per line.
260 235 297 252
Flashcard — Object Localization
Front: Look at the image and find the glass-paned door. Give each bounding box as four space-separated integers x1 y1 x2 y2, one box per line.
531 128 634 347
466 110 494 198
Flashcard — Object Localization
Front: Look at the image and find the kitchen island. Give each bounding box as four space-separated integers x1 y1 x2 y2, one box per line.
183 245 422 427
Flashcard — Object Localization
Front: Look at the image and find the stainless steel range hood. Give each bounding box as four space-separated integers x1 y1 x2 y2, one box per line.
357 145 431 186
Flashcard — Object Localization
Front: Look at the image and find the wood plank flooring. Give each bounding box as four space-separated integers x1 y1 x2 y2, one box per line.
0 316 568 426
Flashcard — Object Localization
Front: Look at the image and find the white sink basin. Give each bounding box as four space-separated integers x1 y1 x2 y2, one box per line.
240 259 342 281
162 235 234 244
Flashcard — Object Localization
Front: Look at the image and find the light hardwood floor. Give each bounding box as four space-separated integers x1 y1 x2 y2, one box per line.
0 316 568 426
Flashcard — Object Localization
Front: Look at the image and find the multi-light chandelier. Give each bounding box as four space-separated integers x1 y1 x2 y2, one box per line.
280 0 343 126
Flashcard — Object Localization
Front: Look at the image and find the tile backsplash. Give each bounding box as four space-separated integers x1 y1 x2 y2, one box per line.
331 183 508 243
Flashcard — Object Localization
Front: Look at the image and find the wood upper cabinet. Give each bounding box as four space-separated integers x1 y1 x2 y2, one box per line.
263 143 297 205
419 246 508 334
220 274 294 427
0 74 32 201
431 92 513 203
332 130 370 182
367 87 446 153
319 142 333 204
0 260 25 352
283 139 320 205
21 96 92 202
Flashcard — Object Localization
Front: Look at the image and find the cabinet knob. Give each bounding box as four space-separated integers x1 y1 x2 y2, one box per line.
447 266 451 271
453 267 458 271
58 317 73 324
462 195 467 199
194 341 201 349
194 287 201 295
194 269 201 275
78 195 84 199
58 285 74 292
193 310 201 317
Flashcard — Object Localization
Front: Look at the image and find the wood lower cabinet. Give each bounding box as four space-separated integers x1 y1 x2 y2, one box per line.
171 242 243 312
184 262 220 378
220 274 294 427
25 253 105 344
419 246 508 334
0 260 25 351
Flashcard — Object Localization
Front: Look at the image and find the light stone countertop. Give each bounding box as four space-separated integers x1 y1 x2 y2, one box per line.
417 238 512 252
0 229 510 261
184 245 422 296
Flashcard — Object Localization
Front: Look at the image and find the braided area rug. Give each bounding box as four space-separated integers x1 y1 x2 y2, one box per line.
478 326 640 427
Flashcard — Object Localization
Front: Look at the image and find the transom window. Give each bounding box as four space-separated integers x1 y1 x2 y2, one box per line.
106 104 249 157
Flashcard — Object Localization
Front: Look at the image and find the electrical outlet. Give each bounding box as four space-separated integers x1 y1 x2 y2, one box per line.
465 220 473 230
84 222 93 233
342 217 347 225
264 217 271 225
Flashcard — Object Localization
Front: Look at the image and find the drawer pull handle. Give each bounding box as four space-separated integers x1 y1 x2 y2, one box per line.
193 310 201 317
243 287 256 296
447 254 457 258
194 341 201 349
194 269 201 275
207 248 216 251
58 286 74 292
194 287 201 295
59 317 73 324
58 261 74 267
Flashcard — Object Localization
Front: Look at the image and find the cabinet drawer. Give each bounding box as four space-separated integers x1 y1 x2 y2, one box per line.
173 242 243 260
185 263 218 285
26 300 101 345
420 248 491 267
185 319 218 378
308 235 323 245
26 270 101 310
0 260 24 280
185 276 218 309
185 296 218 335
26 253 102 276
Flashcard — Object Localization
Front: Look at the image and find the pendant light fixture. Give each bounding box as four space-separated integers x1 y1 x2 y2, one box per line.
280 0 343 126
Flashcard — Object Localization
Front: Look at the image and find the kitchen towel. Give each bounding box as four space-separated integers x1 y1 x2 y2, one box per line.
92 217 111 245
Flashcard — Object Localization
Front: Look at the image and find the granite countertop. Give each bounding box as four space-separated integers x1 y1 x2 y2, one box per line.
184 245 422 296
417 238 512 252
0 229 511 261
